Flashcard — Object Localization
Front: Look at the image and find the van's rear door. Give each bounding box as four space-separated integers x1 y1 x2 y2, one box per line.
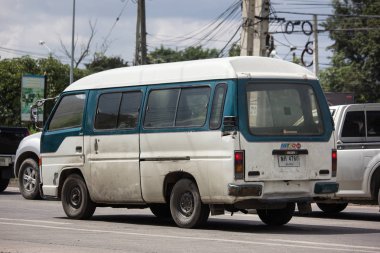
238 79 334 182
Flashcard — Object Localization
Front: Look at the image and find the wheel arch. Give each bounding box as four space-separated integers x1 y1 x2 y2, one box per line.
58 168 85 200
15 152 39 178
369 164 380 201
163 172 197 203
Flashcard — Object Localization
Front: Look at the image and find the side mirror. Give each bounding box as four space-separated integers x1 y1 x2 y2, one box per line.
30 105 38 123
30 99 46 131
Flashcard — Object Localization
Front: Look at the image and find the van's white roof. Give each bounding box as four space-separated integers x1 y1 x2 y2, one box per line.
65 56 317 92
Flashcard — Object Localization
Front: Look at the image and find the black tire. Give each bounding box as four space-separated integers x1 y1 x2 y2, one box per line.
150 204 172 218
316 202 348 214
170 178 209 228
257 203 295 226
18 158 41 200
61 174 96 219
0 178 10 192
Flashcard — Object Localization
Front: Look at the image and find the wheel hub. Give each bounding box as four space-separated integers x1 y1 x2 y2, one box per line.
69 186 82 208
23 167 36 192
179 192 194 217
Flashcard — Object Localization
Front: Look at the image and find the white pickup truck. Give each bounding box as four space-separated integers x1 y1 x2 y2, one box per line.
316 103 380 213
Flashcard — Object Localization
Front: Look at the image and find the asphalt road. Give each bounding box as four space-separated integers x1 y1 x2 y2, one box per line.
1 186 380 253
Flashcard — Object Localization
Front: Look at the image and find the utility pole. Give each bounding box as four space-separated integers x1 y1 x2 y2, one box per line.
253 0 270 56
70 0 76 84
240 0 270 57
240 0 255 56
134 0 147 65
313 14 319 76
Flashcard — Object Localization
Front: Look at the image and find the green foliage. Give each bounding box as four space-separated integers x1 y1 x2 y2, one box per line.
0 57 39 126
0 56 88 126
320 0 380 102
85 53 128 73
147 46 219 63
228 44 241 57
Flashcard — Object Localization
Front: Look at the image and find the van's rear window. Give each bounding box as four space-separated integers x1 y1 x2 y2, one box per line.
246 83 324 136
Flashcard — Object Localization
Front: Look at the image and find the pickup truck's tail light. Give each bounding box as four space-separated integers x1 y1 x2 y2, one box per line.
39 157 42 167
332 149 337 177
234 150 245 180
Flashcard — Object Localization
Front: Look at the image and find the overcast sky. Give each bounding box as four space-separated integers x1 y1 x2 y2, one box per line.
0 0 334 70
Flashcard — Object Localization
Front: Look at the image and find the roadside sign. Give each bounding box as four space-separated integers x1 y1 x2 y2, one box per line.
21 75 46 122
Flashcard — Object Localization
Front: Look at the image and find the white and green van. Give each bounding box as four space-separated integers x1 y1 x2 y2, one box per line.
40 56 338 228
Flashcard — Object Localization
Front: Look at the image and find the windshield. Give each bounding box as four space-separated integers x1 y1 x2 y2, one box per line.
246 83 324 136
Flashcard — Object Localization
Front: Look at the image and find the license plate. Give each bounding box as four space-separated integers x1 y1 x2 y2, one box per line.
278 155 300 167
0 157 11 167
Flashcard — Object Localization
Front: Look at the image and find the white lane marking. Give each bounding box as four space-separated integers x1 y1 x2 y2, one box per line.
267 239 380 251
0 218 71 225
0 221 379 253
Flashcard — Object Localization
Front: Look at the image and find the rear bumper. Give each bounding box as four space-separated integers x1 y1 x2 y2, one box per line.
228 181 339 199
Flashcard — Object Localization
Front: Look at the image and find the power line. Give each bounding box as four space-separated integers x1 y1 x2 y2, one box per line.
101 0 130 52
218 24 242 57
275 11 380 19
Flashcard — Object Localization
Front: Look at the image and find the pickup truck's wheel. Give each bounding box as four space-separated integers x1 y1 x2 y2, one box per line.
316 203 348 214
0 178 10 192
62 174 96 219
150 204 172 218
170 178 209 228
257 203 295 226
19 158 41 200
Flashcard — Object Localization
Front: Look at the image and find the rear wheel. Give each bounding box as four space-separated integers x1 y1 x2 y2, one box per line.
150 204 171 218
316 202 348 214
19 158 41 200
257 203 295 226
0 178 10 192
170 178 209 228
62 174 96 219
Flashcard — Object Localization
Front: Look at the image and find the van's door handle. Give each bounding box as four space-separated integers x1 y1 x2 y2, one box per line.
94 138 99 154
76 146 82 153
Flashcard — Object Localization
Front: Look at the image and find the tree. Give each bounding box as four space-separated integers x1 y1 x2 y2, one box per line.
0 57 39 126
60 20 97 68
228 43 241 57
147 46 219 64
0 56 89 126
320 0 380 102
85 53 128 73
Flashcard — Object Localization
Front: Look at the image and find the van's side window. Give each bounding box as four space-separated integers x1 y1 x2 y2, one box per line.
48 94 85 131
176 87 210 127
118 91 142 129
341 111 365 138
210 83 227 129
144 87 211 129
144 89 180 128
366 111 380 137
95 93 122 130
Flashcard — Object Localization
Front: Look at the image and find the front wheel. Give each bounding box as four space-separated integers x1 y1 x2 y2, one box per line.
257 203 295 226
61 174 96 219
316 203 348 214
170 179 209 228
0 178 10 192
19 158 41 200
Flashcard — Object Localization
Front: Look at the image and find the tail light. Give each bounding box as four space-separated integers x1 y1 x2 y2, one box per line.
234 150 245 180
331 149 337 177
39 157 42 168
